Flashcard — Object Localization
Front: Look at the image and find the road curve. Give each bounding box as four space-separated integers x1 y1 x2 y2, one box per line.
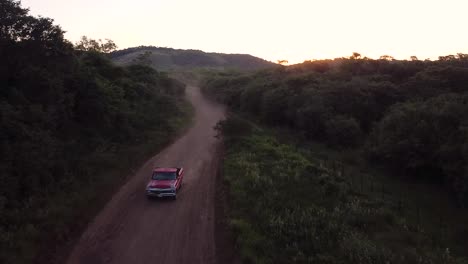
66 85 225 264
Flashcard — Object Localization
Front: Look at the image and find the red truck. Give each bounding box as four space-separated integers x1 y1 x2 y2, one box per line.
146 167 184 200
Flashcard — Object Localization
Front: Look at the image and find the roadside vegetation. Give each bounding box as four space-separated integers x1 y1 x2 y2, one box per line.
0 1 192 263
216 116 468 263
204 53 468 262
202 53 468 206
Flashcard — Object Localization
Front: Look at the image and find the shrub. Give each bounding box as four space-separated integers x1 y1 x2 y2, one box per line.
325 115 363 147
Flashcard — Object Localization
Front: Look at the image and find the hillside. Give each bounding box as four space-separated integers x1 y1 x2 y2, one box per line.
110 46 276 71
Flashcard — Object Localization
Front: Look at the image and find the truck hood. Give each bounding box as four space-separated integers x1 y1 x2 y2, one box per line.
147 179 175 189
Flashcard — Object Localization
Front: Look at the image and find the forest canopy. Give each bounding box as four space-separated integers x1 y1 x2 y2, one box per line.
0 1 188 263
202 53 468 206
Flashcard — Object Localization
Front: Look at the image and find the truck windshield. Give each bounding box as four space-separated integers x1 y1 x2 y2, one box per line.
152 172 177 180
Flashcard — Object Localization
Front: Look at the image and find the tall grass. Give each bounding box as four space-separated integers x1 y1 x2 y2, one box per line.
218 116 468 264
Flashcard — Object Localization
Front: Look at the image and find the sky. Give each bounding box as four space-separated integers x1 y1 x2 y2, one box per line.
21 0 468 64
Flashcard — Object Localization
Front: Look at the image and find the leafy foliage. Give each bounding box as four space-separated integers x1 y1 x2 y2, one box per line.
0 1 189 263
218 117 468 264
202 53 468 205
74 35 117 53
367 94 468 204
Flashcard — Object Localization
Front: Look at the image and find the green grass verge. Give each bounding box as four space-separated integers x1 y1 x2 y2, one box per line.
218 116 468 264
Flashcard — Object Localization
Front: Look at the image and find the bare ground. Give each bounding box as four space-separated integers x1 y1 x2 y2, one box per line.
66 85 227 264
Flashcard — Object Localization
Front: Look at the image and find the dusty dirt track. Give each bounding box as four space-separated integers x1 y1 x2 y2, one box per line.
66 85 225 264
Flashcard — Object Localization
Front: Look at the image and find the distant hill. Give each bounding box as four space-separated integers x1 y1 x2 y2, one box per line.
110 46 276 71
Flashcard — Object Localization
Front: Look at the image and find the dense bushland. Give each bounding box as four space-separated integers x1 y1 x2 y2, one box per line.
0 1 190 263
202 54 468 205
217 116 468 264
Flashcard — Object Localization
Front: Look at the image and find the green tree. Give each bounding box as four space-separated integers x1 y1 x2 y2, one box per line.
368 94 468 205
325 115 363 147
277 59 289 65
350 52 362 59
0 1 188 263
132 51 153 66
379 55 395 61
74 35 117 53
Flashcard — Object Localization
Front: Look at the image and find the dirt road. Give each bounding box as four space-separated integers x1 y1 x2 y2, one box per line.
66 85 225 264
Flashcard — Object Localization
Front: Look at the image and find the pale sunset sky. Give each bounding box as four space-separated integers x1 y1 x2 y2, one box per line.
21 0 468 64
